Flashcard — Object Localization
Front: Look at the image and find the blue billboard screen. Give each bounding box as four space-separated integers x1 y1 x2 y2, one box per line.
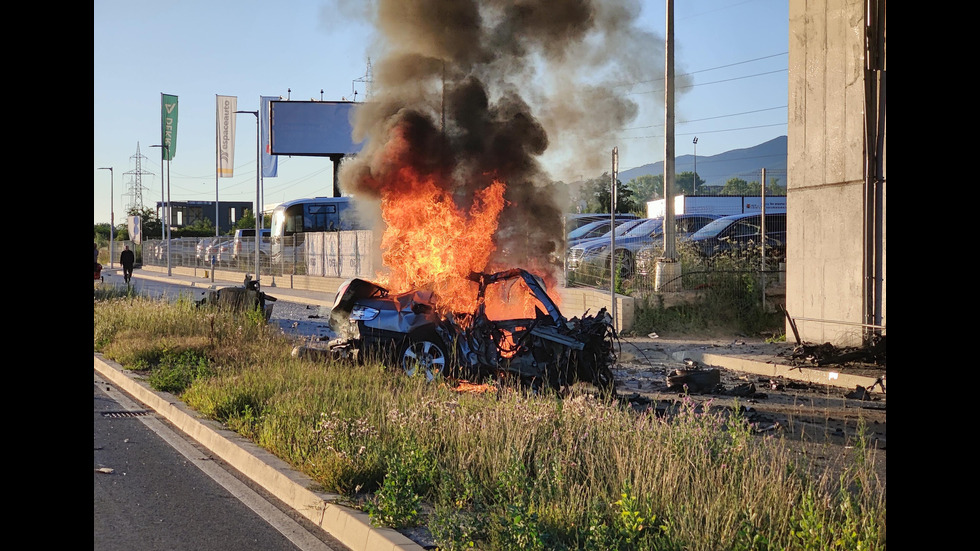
269 101 363 156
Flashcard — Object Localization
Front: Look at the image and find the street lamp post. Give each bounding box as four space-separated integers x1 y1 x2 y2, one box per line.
98 167 114 268
692 136 698 196
150 144 172 276
235 109 261 288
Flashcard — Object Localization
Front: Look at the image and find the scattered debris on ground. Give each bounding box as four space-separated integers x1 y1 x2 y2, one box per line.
196 275 277 320
788 334 886 368
665 367 721 392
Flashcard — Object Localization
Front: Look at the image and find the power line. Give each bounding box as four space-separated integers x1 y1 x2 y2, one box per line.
625 105 787 131
612 52 788 89
619 122 787 141
628 68 787 95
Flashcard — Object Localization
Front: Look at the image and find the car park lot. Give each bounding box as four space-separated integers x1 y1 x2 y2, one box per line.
569 214 719 279
636 212 788 275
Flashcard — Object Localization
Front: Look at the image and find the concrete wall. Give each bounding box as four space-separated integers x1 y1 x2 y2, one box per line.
557 287 635 334
786 0 884 346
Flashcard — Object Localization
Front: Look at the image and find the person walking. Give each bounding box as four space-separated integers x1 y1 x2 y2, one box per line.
120 245 135 284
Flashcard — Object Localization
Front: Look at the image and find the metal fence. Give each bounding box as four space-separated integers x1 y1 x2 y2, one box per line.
564 242 786 316
138 231 378 279
563 209 787 310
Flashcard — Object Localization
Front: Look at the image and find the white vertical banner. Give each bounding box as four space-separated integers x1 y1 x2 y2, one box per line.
216 95 237 177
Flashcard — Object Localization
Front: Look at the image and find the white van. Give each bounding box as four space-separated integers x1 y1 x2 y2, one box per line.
231 228 271 263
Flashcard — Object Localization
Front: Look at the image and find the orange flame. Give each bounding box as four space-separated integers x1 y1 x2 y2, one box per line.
377 165 506 313
367 120 562 318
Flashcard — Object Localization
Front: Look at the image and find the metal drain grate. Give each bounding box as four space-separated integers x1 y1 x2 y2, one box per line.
101 410 151 418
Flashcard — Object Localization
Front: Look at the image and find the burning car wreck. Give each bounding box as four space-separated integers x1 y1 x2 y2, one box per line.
293 268 618 396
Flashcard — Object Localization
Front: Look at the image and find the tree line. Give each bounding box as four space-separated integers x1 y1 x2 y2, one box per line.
568 171 786 215
93 206 269 245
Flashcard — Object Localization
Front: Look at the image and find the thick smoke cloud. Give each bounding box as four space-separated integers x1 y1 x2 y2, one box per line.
337 0 664 279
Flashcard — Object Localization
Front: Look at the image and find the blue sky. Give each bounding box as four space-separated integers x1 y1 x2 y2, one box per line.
94 0 788 225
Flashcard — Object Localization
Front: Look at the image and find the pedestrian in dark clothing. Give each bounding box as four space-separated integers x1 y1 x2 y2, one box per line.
120 245 135 284
94 243 101 274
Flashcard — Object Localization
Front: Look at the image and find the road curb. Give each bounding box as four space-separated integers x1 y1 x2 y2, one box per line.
94 354 424 551
671 350 883 393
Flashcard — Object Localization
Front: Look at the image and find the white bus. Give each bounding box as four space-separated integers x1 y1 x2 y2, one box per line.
269 197 368 262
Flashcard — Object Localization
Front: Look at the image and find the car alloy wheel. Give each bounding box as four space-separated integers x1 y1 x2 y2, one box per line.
401 334 447 382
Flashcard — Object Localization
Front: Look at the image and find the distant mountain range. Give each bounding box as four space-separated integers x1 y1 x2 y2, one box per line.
618 135 787 189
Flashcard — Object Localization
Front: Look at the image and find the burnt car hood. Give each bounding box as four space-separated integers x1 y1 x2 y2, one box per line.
329 278 440 335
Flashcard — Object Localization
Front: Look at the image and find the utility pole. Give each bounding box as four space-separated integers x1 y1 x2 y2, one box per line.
98 167 114 268
656 0 681 292
610 147 618 331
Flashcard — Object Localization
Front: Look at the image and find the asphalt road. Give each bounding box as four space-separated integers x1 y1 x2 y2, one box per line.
94 285 351 551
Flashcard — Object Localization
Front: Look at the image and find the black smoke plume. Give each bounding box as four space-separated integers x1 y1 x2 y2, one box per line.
337 0 664 279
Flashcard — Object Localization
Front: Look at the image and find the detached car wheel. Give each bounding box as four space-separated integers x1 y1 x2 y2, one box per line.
401 334 447 382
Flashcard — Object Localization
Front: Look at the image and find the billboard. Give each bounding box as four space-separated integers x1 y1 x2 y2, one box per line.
269 101 363 156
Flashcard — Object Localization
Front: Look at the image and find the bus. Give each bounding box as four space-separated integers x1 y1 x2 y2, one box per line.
269 197 369 262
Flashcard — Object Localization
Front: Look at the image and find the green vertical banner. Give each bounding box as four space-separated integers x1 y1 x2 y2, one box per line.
161 93 178 160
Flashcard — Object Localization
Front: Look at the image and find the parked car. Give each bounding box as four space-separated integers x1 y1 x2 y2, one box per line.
292 268 617 395
566 216 644 249
153 239 196 265
202 237 232 266
565 218 648 274
196 237 217 263
232 228 271 264
635 244 661 277
686 212 787 260
564 213 638 234
570 215 719 279
214 239 235 266
567 219 613 246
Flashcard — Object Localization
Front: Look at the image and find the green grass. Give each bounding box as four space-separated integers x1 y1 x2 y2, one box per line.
94 292 885 550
